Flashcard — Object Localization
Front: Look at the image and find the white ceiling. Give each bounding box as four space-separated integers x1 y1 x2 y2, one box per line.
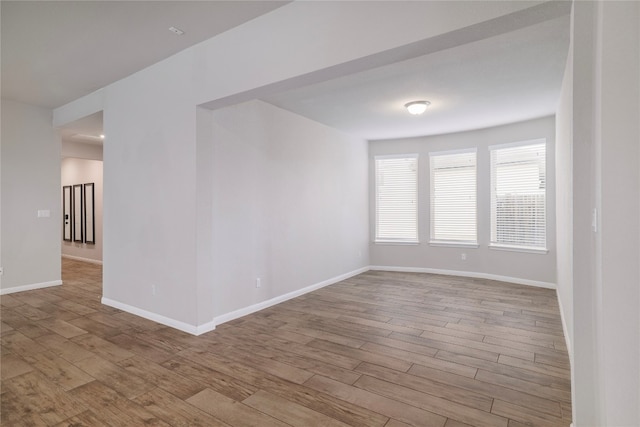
1 1 288 109
2 1 570 143
58 112 104 145
261 15 570 140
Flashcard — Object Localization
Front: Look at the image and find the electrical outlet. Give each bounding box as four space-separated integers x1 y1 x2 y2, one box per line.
256 278 261 288
0 267 3 276
461 253 467 261
152 285 157 296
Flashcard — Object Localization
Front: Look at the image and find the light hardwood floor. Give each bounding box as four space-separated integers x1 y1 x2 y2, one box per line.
1 258 572 426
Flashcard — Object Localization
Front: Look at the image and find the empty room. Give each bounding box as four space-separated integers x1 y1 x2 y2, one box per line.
1 1 639 426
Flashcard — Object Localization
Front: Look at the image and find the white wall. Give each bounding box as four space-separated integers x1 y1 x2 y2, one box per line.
559 1 640 425
209 100 369 318
101 55 200 328
555 35 573 360
1 99 61 293
565 2 601 423
60 157 103 263
370 116 556 286
54 2 564 331
596 1 640 425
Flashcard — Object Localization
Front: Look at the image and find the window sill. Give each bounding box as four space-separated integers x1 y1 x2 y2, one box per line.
429 241 479 249
489 244 548 254
374 240 420 246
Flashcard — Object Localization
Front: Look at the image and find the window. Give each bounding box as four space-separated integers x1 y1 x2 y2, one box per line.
490 140 546 251
375 154 418 243
430 149 477 245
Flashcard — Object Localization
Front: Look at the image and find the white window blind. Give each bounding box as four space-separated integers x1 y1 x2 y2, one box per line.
490 140 546 250
375 155 418 243
430 149 477 244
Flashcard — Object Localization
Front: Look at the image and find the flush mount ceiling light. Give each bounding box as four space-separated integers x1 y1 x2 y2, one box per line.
169 26 185 36
404 100 431 115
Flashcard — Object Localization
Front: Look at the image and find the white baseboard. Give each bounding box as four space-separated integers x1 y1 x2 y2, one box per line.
194 320 217 336
369 265 556 289
100 265 553 336
101 266 369 336
556 288 573 366
101 297 214 336
0 280 62 295
62 254 103 265
213 266 370 326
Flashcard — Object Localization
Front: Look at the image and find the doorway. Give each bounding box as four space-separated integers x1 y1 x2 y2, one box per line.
58 111 104 278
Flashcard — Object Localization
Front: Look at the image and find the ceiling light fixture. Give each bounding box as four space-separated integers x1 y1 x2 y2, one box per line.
169 26 185 36
404 100 430 115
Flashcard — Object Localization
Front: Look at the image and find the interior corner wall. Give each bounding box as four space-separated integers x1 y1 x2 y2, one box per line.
369 116 556 286
569 1 640 425
61 157 103 263
555 34 573 361
209 100 369 319
596 1 640 425
195 107 215 328
101 53 200 328
567 1 601 424
1 99 61 292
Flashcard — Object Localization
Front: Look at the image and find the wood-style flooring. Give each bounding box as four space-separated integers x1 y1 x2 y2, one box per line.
1 258 572 426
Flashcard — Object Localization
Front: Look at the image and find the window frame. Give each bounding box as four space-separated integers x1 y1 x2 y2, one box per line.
429 148 478 248
374 153 419 244
489 139 547 253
